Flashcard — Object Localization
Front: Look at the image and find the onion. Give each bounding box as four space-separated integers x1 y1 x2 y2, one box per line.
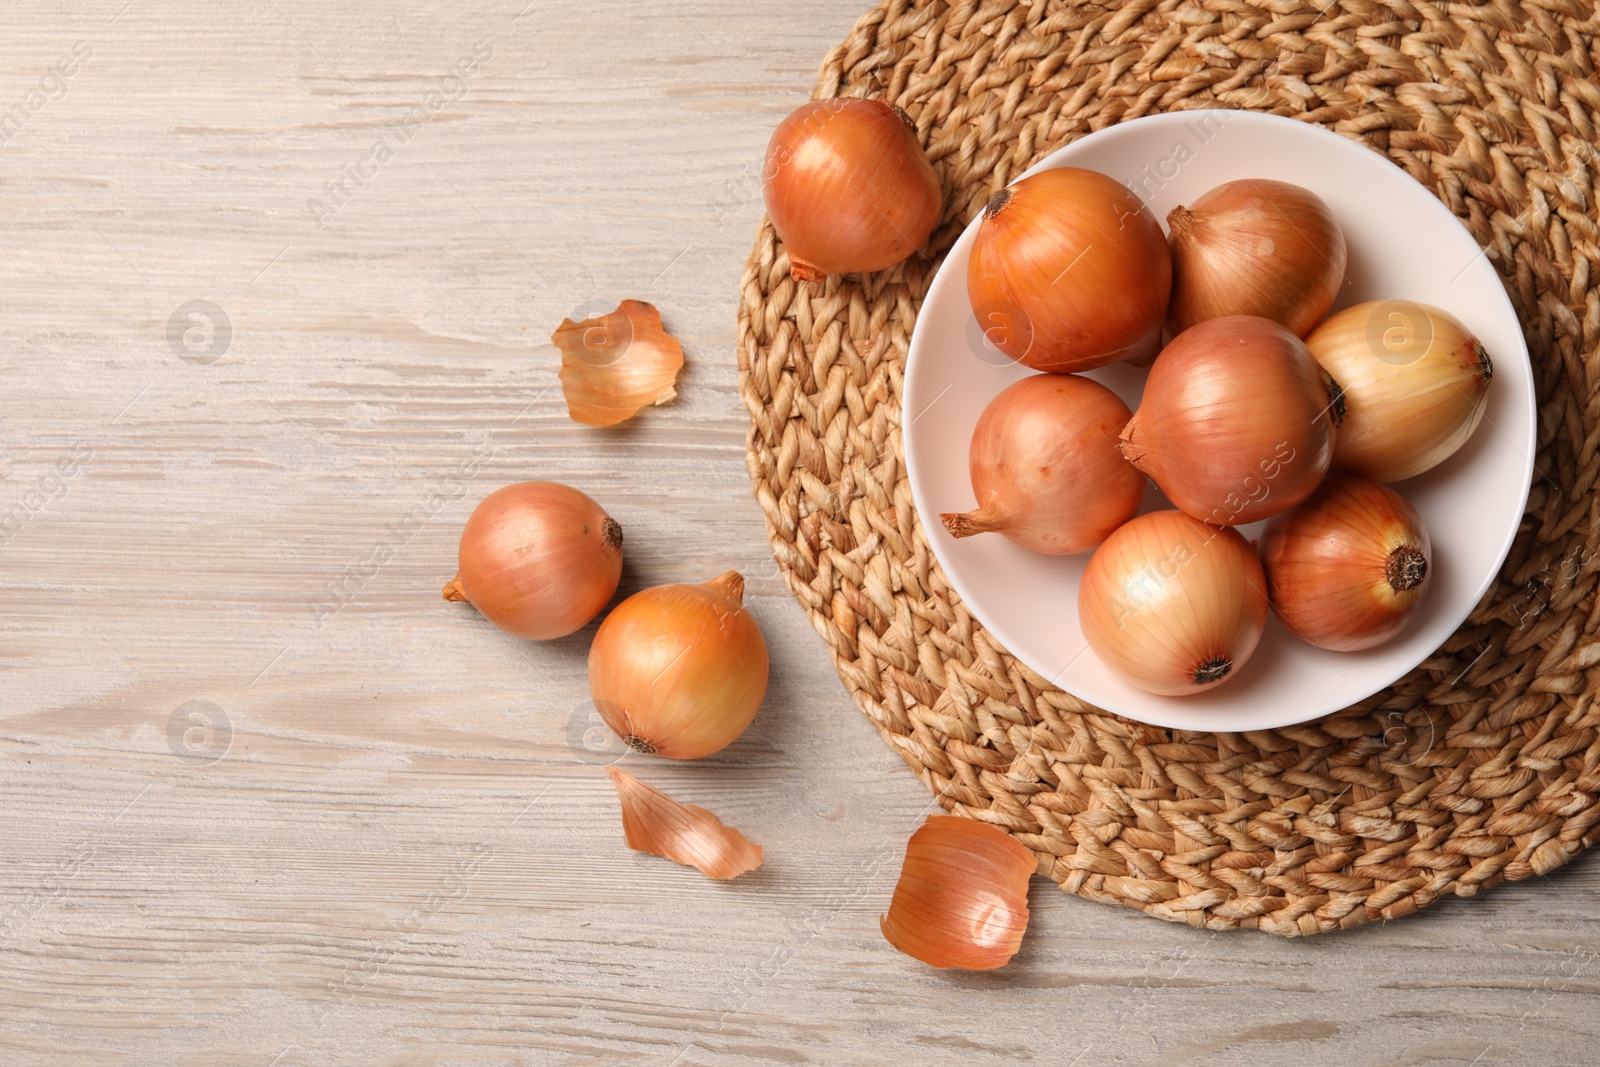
1119 315 1342 526
1260 475 1432 651
1305 300 1493 483
967 168 1171 372
880 815 1034 970
1078 511 1268 696
939 374 1143 555
588 571 768 759
443 482 622 640
606 767 763 880
1166 178 1347 337
763 98 942 282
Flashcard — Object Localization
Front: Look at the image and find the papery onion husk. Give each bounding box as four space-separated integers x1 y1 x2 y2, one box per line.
880 815 1034 970
1119 315 1342 526
763 98 942 282
1166 178 1347 337
606 767 763 880
1259 475 1432 651
444 481 622 640
1078 510 1268 696
554 299 685 427
940 374 1142 555
588 571 768 760
1304 300 1492 483
967 167 1171 372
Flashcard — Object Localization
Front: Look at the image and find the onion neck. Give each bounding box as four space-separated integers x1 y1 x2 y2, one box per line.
1385 544 1428 592
940 508 1005 539
789 258 825 283
1476 341 1494 383
1166 204 1199 240
442 576 468 602
704 570 747 603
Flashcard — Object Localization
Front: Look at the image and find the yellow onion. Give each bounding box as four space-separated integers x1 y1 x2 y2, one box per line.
1166 178 1347 337
1260 475 1432 651
1119 315 1342 526
1305 300 1493 483
880 815 1034 970
588 571 768 759
763 98 941 282
606 767 762 880
443 482 621 640
940 374 1142 555
967 168 1171 372
1078 511 1268 696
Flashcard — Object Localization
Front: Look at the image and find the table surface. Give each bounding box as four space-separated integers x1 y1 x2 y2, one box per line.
2 2 1597 1064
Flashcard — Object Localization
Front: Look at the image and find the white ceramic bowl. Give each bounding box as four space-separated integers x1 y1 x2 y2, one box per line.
903 110 1536 731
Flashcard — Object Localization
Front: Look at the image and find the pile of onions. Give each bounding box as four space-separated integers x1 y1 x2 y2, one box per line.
1259 476 1432 650
1078 511 1268 696
588 571 768 759
940 374 1142 554
443 482 622 640
1306 300 1493 483
967 167 1171 372
1119 315 1342 525
880 815 1034 970
1166 179 1347 337
763 98 942 282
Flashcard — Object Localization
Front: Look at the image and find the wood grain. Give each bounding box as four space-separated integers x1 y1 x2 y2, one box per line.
1 1 1596 1064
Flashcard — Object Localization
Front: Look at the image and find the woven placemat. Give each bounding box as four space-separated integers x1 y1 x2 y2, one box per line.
737 0 1600 935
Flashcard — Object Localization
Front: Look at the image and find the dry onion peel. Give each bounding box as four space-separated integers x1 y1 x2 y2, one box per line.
880 815 1034 970
606 767 762 880
553 299 684 427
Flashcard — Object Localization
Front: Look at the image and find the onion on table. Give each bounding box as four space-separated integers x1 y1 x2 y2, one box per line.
443 482 622 641
588 571 769 759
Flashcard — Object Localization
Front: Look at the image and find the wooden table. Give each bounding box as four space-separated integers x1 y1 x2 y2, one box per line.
3 2 1597 1063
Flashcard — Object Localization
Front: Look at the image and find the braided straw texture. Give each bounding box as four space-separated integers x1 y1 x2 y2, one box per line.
737 0 1600 935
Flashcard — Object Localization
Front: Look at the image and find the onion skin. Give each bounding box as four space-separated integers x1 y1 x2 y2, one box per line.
1119 315 1342 526
880 815 1034 970
940 374 1142 555
763 98 941 282
1305 300 1492 483
553 299 684 427
1260 476 1432 651
967 168 1171 372
444 482 622 640
588 571 768 760
607 767 763 880
1078 511 1268 696
1166 179 1347 337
